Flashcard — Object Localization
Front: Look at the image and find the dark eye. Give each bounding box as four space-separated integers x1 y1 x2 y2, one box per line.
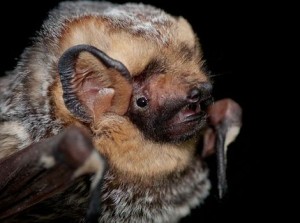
136 97 148 108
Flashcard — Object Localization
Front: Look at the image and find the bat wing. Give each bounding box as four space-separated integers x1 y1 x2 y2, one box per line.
203 98 242 198
0 126 105 222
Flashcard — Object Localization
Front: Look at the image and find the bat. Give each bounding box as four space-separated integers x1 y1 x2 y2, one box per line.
0 1 242 222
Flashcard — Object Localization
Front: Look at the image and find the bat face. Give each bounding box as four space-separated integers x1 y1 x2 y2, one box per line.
128 67 213 143
53 6 212 142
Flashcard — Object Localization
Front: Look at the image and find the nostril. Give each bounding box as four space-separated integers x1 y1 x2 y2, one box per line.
187 88 200 102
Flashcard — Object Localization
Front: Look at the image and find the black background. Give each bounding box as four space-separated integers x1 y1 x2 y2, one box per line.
0 1 272 222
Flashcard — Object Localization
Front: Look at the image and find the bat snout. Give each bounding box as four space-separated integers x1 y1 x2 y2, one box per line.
185 82 213 112
187 87 201 103
163 83 213 141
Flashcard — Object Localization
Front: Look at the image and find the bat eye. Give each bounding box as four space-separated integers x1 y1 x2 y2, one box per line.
136 97 148 108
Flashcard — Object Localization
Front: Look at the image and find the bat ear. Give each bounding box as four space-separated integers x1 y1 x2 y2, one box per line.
58 44 132 123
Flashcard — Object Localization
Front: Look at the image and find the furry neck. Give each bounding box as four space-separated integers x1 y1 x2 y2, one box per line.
100 157 210 223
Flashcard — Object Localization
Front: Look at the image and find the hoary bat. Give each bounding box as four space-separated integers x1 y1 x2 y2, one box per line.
0 1 242 222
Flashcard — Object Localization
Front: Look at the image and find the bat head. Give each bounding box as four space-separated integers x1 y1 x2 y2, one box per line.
52 2 212 142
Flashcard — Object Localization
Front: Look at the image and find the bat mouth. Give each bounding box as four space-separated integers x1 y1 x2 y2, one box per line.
170 96 213 125
173 103 203 124
165 97 213 141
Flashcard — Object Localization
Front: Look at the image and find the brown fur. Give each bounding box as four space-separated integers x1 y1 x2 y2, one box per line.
92 114 197 181
58 16 204 78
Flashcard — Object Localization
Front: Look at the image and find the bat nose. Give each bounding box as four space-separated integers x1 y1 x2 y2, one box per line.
187 82 212 103
187 88 201 103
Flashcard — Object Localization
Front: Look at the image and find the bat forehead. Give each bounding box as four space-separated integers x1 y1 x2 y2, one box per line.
58 15 202 77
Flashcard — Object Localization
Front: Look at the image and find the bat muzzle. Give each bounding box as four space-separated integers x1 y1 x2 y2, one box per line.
164 84 213 141
170 97 212 125
172 84 213 124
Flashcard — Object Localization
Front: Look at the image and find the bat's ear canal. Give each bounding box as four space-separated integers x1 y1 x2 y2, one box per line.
58 44 132 123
